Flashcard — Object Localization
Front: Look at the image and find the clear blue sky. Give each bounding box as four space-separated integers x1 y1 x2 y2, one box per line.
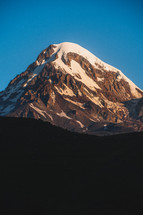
0 0 143 91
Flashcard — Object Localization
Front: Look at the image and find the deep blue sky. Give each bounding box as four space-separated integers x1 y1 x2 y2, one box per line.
0 0 143 91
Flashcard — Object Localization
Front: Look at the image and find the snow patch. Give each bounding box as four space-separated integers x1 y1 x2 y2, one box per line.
78 89 82 96
54 85 75 97
52 42 142 97
56 110 71 119
29 103 53 121
89 118 98 122
2 79 24 101
97 77 104 82
24 56 54 87
23 74 37 87
45 112 53 121
53 59 100 91
53 42 105 69
10 90 24 102
23 63 45 87
83 88 104 108
64 98 85 109
29 103 46 117
76 120 84 128
70 60 100 90
53 42 122 73
116 70 142 97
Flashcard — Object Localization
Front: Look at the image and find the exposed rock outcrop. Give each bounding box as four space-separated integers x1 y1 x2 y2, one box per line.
0 42 142 135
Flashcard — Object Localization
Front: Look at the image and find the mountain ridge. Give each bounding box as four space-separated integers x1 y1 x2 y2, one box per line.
0 42 143 135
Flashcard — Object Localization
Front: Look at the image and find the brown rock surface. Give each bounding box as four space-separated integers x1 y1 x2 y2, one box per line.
0 42 142 135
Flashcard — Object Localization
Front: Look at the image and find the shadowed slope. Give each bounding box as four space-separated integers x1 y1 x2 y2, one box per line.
0 116 143 214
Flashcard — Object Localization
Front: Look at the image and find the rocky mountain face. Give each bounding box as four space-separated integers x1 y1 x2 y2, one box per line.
0 42 143 135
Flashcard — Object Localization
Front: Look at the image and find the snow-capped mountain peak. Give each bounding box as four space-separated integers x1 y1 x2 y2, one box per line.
0 42 143 135
52 42 119 72
36 42 142 97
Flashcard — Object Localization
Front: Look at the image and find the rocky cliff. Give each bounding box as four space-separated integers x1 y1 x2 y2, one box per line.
0 42 143 135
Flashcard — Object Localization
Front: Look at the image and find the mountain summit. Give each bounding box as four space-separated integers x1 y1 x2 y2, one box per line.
0 42 143 135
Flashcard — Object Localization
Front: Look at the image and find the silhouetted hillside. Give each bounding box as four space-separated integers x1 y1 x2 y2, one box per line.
0 116 143 214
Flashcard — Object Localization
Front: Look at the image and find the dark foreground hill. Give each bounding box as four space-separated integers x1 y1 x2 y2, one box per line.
0 116 143 214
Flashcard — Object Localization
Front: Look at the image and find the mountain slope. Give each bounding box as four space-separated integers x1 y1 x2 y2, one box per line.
0 42 143 134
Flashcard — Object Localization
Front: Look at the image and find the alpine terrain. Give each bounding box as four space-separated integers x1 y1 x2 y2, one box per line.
0 42 143 135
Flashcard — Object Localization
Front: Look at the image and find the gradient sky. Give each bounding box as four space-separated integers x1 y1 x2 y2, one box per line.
0 0 143 91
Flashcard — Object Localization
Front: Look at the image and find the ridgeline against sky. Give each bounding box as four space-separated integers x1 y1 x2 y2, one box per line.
0 0 143 91
0 42 143 135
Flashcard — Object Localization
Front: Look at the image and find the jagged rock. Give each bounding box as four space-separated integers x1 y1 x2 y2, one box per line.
0 42 142 135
